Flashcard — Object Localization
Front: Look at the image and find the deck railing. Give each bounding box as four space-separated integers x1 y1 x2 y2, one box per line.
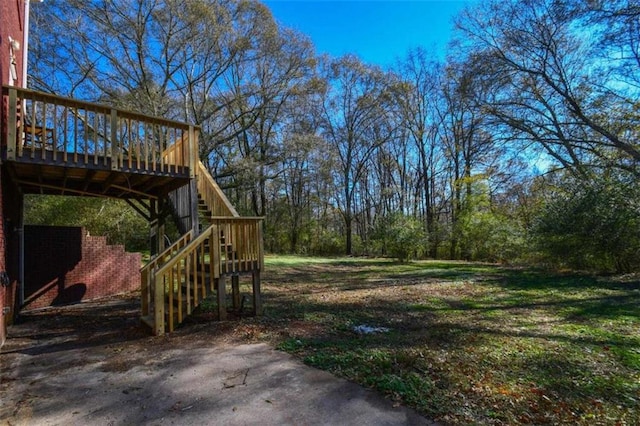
2 85 197 175
196 160 239 217
147 217 263 335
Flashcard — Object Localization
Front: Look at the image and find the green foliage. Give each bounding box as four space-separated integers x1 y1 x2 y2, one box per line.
300 345 439 414
309 229 348 256
532 174 640 272
455 181 527 262
24 195 149 251
372 212 427 262
458 208 525 262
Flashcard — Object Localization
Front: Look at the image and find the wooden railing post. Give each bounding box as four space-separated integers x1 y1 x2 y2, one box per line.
141 268 149 316
110 108 119 170
189 125 198 178
211 222 221 280
154 274 165 336
216 224 227 320
7 87 17 161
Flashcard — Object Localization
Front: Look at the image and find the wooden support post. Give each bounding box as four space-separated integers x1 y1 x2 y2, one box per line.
149 199 160 256
252 270 262 316
231 275 240 311
154 275 165 336
188 127 200 236
158 198 166 253
190 178 199 235
149 198 166 256
141 268 149 316
217 275 227 320
189 126 198 178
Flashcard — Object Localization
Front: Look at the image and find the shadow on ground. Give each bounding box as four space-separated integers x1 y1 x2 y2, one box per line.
0 294 433 426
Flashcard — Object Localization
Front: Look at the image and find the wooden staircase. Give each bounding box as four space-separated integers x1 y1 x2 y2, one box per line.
140 161 263 335
0 85 261 336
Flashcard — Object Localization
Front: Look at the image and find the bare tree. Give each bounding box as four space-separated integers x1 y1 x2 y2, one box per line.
392 48 447 257
455 0 640 177
320 55 394 255
216 26 318 215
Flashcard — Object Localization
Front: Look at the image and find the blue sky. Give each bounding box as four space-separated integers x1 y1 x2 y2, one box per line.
263 0 474 67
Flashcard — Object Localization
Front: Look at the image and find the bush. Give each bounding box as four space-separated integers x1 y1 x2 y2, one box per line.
458 208 526 263
532 174 640 272
309 229 345 256
372 212 427 262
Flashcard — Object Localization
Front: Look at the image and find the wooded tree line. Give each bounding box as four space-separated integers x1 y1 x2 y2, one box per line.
26 0 640 272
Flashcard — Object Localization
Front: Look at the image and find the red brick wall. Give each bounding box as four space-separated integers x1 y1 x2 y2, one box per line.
1 0 25 346
1 1 25 87
23 225 141 310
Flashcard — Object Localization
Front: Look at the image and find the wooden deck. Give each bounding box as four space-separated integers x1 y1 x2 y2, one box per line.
2 85 196 199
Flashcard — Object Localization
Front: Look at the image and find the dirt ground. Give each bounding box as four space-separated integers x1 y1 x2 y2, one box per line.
0 294 433 426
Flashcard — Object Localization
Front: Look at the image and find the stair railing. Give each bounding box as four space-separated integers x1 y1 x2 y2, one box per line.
150 217 263 335
196 161 239 217
140 230 193 320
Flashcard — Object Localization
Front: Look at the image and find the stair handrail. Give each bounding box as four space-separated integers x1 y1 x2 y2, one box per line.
196 161 239 217
140 229 194 318
150 216 263 335
151 222 218 335
141 229 194 273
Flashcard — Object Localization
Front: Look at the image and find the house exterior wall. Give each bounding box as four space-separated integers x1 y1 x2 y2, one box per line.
0 0 25 88
22 225 142 310
0 0 25 347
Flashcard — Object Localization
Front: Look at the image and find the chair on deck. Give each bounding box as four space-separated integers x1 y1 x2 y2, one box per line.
23 124 57 150
17 102 58 152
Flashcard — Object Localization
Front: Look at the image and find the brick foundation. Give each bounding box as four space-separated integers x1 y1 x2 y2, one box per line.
23 225 141 310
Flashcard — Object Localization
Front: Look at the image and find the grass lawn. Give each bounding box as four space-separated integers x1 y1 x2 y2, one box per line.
200 256 640 424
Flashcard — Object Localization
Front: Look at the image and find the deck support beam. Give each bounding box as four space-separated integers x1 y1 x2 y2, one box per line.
149 198 166 256
217 276 227 321
231 275 240 311
124 199 151 222
252 270 262 315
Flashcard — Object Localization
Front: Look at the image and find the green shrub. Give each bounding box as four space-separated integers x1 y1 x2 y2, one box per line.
532 174 640 272
372 212 427 262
